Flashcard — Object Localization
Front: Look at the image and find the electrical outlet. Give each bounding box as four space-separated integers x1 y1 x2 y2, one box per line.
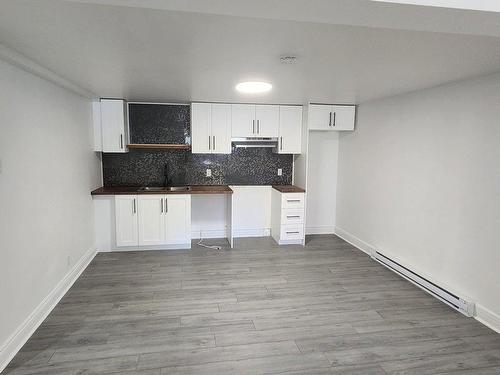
206 169 212 177
277 168 283 176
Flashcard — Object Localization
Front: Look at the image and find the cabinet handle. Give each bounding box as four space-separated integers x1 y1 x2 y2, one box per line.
213 136 216 150
133 198 136 214
252 120 255 134
120 134 124 149
287 199 301 202
333 112 336 127
329 112 332 127
165 198 168 213
280 136 283 150
257 119 260 134
286 231 300 234
160 198 163 213
287 215 301 218
208 136 211 150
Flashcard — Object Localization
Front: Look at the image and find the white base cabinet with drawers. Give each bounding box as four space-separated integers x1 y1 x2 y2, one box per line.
115 194 191 249
271 190 305 245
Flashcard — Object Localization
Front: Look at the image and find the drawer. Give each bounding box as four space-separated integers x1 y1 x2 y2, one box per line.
282 193 305 209
281 224 304 241
281 209 304 225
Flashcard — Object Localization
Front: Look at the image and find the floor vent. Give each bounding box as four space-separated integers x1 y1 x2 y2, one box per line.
372 251 475 317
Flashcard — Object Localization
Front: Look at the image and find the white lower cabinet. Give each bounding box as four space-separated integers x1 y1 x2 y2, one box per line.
115 195 138 247
115 194 191 248
138 195 165 246
271 190 305 245
164 195 191 245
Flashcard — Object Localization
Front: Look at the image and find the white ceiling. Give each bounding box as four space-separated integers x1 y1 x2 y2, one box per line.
0 0 499 104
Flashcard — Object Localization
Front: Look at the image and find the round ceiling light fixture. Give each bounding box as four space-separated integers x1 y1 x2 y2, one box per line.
235 81 272 94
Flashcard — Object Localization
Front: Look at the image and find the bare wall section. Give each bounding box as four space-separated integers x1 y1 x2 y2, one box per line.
0 59 101 364
336 73 500 327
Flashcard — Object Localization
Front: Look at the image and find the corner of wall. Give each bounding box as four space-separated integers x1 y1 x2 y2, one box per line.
0 246 97 373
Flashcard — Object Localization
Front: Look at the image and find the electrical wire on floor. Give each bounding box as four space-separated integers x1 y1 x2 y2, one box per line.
196 238 222 250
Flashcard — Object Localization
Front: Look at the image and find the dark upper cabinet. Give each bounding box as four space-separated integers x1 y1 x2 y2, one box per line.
128 104 191 145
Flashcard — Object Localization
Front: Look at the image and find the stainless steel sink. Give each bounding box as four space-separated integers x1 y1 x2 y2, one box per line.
166 186 191 192
139 186 191 192
139 186 167 191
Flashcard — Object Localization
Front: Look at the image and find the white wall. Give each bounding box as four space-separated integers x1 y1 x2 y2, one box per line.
306 131 339 234
336 72 500 330
0 59 101 367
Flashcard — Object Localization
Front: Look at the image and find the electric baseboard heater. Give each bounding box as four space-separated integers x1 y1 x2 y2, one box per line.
372 251 475 317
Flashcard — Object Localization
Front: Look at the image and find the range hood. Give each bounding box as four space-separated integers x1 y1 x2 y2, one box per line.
231 137 278 148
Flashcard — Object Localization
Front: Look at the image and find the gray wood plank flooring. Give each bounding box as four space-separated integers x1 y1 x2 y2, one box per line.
4 235 500 374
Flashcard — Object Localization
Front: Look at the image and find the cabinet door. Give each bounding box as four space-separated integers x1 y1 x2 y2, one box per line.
164 195 191 245
101 99 128 153
255 105 279 137
138 195 165 246
211 103 232 154
231 104 256 137
191 103 212 153
115 195 138 247
331 105 356 131
278 106 302 154
308 104 332 130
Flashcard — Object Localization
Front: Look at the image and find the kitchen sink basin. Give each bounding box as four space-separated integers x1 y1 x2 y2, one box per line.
139 186 167 191
139 186 191 192
166 186 191 192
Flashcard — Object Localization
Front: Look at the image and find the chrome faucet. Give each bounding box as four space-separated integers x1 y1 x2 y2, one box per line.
163 163 171 187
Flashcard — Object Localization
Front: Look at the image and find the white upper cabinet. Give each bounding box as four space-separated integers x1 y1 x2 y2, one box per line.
191 103 231 154
191 103 211 153
277 106 302 154
92 101 102 152
231 104 256 137
232 104 279 137
211 103 232 154
308 104 355 131
255 105 279 137
101 99 129 152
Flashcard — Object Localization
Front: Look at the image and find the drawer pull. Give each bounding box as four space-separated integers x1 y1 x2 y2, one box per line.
286 231 300 234
287 199 301 202
286 215 301 218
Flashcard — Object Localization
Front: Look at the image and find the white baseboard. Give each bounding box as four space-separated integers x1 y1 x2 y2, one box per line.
0 246 97 373
334 226 500 333
233 228 271 238
475 304 500 334
306 225 335 235
191 229 228 239
334 226 374 256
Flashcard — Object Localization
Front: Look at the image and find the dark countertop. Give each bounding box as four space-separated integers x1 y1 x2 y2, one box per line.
91 185 233 195
91 185 305 196
272 185 306 193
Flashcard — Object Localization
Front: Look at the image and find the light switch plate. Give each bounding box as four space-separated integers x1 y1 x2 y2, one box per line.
206 169 212 177
277 168 283 176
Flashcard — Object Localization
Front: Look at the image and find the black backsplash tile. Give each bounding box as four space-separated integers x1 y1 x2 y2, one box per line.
102 103 293 186
129 104 191 144
102 148 293 186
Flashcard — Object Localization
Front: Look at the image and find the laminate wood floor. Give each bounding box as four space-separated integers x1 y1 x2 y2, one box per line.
4 235 500 374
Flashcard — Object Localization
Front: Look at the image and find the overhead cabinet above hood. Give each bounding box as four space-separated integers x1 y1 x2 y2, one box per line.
191 102 304 155
231 104 280 138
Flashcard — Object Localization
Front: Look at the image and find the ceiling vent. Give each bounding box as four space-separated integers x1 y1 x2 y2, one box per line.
280 55 297 64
